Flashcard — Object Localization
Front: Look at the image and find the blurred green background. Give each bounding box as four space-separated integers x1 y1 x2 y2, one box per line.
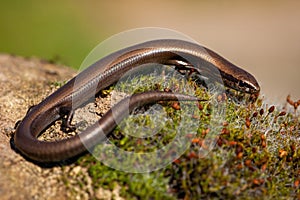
0 0 103 67
0 0 299 102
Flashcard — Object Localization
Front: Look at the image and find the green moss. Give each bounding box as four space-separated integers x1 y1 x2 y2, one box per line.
74 67 300 199
78 155 174 200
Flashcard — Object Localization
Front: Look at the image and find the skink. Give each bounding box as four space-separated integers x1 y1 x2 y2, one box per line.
14 39 260 162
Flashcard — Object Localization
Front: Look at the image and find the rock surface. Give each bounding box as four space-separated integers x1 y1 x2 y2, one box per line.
0 54 93 200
